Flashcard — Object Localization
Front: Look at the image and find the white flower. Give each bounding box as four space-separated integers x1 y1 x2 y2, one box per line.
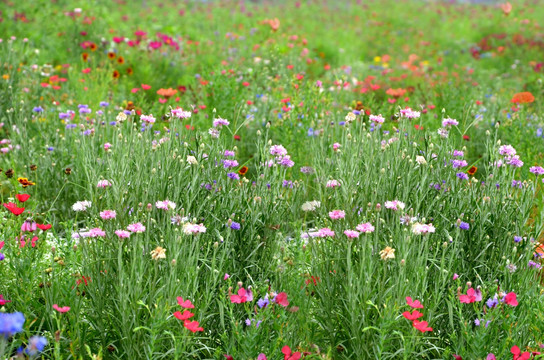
186 155 198 165
301 200 321 212
416 156 427 165
72 200 92 212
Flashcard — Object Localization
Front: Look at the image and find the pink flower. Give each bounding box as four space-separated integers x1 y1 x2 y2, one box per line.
318 228 335 237
224 273 230 280
406 296 424 309
275 292 289 307
369 114 385 124
141 114 156 124
230 288 253 304
127 222 146 233
326 179 340 188
402 310 423 321
100 210 116 220
332 143 341 152
103 142 112 151
504 292 518 307
114 230 131 239
155 200 176 211
173 310 194 321
53 304 70 313
0 294 11 306
329 210 345 220
458 288 482 304
453 273 459 280
97 180 112 188
356 222 375 233
344 230 360 238
413 320 433 332
270 145 288 156
385 200 405 211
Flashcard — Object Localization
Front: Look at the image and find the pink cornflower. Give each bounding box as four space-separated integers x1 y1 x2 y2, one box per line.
155 200 176 210
97 180 112 188
318 228 335 237
270 145 288 156
127 222 146 233
171 108 192 119
411 223 436 235
114 230 131 238
326 179 341 188
100 210 116 220
499 145 516 156
332 143 341 152
384 200 405 211
369 114 385 124
442 117 459 127
212 117 229 127
356 222 375 233
400 108 420 119
329 210 345 220
103 142 112 151
141 114 156 124
82 228 106 238
344 230 360 238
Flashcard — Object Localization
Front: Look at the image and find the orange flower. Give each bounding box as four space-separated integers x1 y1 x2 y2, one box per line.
89 43 97 51
82 53 89 62
107 52 116 60
467 166 477 176
126 67 133 76
112 70 120 79
386 88 407 98
238 166 248 176
117 56 125 65
156 88 178 98
511 92 534 104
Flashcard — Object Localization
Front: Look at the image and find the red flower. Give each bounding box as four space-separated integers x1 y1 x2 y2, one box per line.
174 310 194 321
462 135 470 141
281 346 302 360
16 194 30 202
405 296 424 309
511 345 531 360
183 320 203 332
413 320 433 333
0 294 11 306
453 356 462 360
177 297 195 309
504 292 518 307
234 135 241 141
275 292 289 307
37 224 52 231
402 310 423 321
224 356 234 360
3 202 25 216
242 82 250 87
230 288 252 304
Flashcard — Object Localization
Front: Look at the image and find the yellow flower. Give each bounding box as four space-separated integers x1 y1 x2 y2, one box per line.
150 246 166 260
379 246 395 261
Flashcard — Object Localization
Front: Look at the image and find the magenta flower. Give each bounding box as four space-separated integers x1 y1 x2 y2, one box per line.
100 210 116 220
459 288 482 303
114 230 131 239
53 304 70 313
344 230 360 238
356 222 375 233
127 222 146 233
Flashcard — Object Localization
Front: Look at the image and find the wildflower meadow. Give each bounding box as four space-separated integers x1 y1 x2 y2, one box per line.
1 0 544 359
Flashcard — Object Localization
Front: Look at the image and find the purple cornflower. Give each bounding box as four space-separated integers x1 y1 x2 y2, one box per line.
257 295 269 308
452 150 464 157
0 312 25 338
282 180 293 188
99 101 109 107
514 236 522 243
451 159 468 168
222 159 239 168
528 261 541 269
230 222 241 230
66 124 77 129
79 107 92 114
486 295 499 308
109 121 117 126
47 147 54 151
456 173 469 180
32 106 44 113
123 110 132 115
506 155 523 168
512 180 522 188
59 112 71 119
300 166 315 174
224 150 235 157
529 166 544 175
277 155 294 167
459 222 470 230
227 172 240 180
0 253 4 261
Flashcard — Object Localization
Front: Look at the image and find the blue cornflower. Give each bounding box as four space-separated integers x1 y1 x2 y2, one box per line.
230 222 241 230
486 295 499 308
459 222 470 230
257 295 269 309
0 253 4 261
65 124 77 129
0 312 25 338
25 336 48 356
109 121 117 126
514 236 522 243
32 106 43 113
123 110 131 115
47 147 54 151
99 101 109 107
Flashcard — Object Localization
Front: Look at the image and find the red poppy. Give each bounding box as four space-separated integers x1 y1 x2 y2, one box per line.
405 296 424 309
183 320 203 332
414 124 424 130
511 91 534 104
234 135 241 141
511 346 531 360
413 320 433 332
3 202 25 216
177 297 195 309
173 310 194 321
281 346 301 360
462 135 470 141
16 194 30 202
275 292 289 307
37 224 52 231
402 310 424 321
